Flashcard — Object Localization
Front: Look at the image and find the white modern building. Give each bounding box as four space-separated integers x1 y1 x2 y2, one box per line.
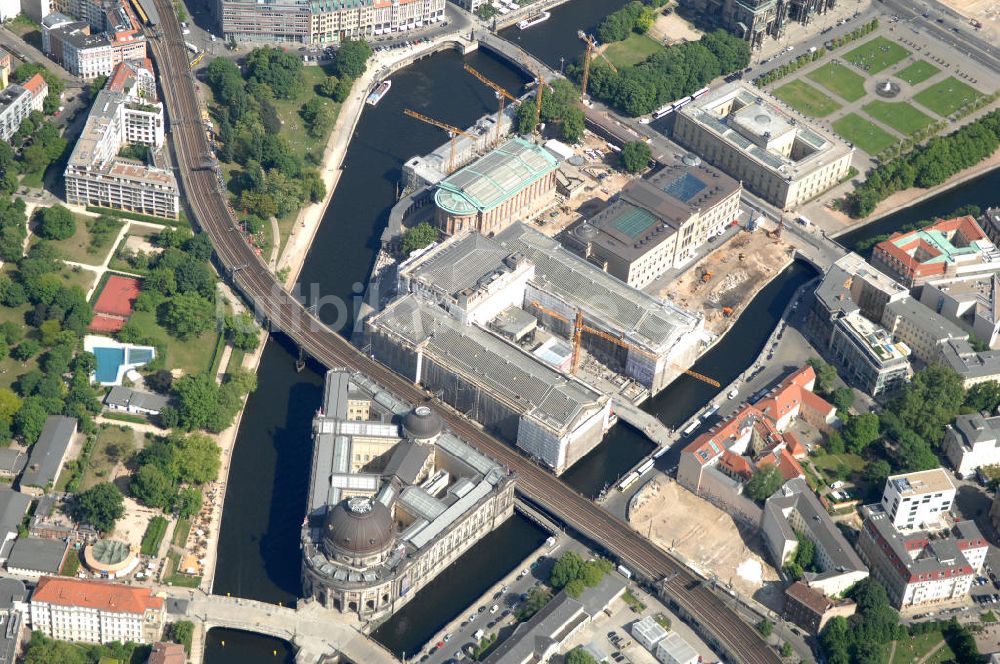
29 576 164 644
944 412 1000 479
64 60 178 219
655 632 700 664
0 74 46 143
879 469 956 531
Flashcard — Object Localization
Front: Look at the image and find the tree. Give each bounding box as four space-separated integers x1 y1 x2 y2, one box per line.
893 430 939 473
745 465 783 501
130 463 175 510
808 357 839 395
176 487 202 519
163 292 215 340
564 578 586 597
842 413 880 455
780 642 793 657
820 616 851 664
620 141 652 173
167 620 195 654
826 431 845 455
11 339 39 362
318 75 340 98
550 551 584 589
400 222 438 256
23 632 87 664
13 397 47 444
333 39 373 79
73 482 125 532
516 588 551 621
864 459 892 487
514 102 536 135
757 618 773 637
831 387 855 414
332 76 354 103
565 647 598 664
33 205 75 240
300 97 335 139
965 380 1000 413
890 365 965 445
561 107 585 143
173 432 221 484
223 312 261 351
245 47 303 99
0 388 21 421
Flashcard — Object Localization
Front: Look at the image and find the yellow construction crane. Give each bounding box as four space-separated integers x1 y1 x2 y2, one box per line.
531 66 551 130
403 109 475 173
529 301 721 387
463 64 518 145
580 32 618 100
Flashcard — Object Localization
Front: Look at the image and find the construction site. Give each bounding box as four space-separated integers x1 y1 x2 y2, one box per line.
629 476 783 609
664 229 795 335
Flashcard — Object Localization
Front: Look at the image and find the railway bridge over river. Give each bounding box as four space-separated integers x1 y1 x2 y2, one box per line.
147 0 781 660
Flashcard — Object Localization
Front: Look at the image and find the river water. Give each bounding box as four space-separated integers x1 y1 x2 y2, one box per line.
206 7 1000 661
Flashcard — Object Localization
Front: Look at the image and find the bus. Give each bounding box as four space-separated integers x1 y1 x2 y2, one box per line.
652 104 674 120
185 42 199 54
618 472 640 492
673 96 693 109
681 420 701 436
653 445 671 459
636 459 655 475
692 86 710 99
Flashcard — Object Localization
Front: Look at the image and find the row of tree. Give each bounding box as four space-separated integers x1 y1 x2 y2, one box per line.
129 431 221 516
820 578 901 664
514 79 585 142
845 108 1000 218
567 31 750 117
753 19 879 87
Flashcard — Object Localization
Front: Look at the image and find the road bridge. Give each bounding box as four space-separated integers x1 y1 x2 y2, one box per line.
148 1 779 661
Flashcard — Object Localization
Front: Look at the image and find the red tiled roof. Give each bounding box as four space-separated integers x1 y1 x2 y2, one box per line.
22 73 46 99
93 275 142 318
148 642 186 664
783 430 807 458
33 576 163 614
719 450 752 479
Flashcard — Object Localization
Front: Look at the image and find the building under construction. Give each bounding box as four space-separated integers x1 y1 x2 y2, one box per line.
391 225 705 396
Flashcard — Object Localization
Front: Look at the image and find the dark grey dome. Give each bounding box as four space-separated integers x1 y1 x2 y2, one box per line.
323 497 395 557
402 406 442 440
575 222 598 241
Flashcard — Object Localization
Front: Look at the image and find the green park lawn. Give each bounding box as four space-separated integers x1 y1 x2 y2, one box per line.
603 33 663 68
832 113 897 154
39 215 124 266
78 426 138 491
0 304 35 391
890 630 953 664
862 100 935 135
57 265 97 295
843 36 910 74
914 76 983 116
809 451 867 484
896 60 940 85
125 310 220 375
269 65 342 159
807 62 867 102
773 80 841 117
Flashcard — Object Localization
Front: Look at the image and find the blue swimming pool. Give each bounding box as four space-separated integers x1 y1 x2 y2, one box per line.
93 347 125 384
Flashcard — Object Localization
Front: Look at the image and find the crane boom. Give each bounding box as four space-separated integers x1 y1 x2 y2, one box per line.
463 64 518 145
403 109 474 173
580 32 617 99
529 301 721 387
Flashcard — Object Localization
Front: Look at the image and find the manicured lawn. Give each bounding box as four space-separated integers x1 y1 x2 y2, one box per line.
141 516 168 556
890 630 952 664
807 62 867 102
126 310 220 375
56 265 98 295
897 60 940 85
172 517 192 547
833 113 898 154
79 426 137 491
39 215 124 266
269 65 342 162
914 76 983 116
604 33 663 68
863 100 935 135
843 36 910 74
810 451 868 483
165 550 202 588
773 80 842 117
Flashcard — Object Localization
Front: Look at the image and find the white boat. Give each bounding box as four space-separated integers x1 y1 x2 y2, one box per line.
366 79 392 106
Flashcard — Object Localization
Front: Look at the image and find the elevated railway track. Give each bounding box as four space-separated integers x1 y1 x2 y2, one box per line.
146 3 780 661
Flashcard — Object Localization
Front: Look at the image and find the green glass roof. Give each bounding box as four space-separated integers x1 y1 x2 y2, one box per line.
434 138 559 215
612 206 658 239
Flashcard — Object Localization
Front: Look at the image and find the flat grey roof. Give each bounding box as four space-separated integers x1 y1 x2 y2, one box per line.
370 294 607 434
884 297 966 340
495 223 700 352
5 537 67 574
483 592 585 664
20 416 75 489
862 503 984 577
0 490 29 537
400 231 514 298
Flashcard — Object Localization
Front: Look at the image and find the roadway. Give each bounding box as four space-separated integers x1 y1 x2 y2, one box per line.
146 1 779 661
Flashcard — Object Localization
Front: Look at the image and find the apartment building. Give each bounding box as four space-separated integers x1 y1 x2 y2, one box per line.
29 576 164 644
672 82 853 210
921 273 1000 349
42 0 146 78
944 412 1000 479
218 0 446 44
761 478 868 597
561 156 741 288
858 502 987 608
64 62 177 219
880 469 956 531
0 74 47 143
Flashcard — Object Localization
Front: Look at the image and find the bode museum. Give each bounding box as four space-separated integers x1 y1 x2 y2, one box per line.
301 369 517 619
